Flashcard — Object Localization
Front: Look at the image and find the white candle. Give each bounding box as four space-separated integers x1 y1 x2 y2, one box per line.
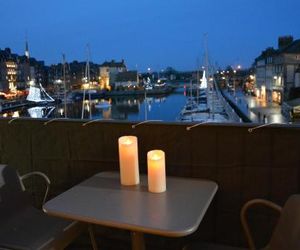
118 136 140 186
147 150 166 193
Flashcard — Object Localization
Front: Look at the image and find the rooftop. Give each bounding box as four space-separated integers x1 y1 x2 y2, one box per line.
100 59 126 68
255 38 300 62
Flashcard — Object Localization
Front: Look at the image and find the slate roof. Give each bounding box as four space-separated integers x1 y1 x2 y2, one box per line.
255 39 300 62
100 60 126 68
280 39 300 54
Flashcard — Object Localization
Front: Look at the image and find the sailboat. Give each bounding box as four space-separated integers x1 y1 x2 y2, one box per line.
179 70 209 117
200 70 208 89
178 34 229 122
81 45 92 119
26 82 55 104
27 106 55 118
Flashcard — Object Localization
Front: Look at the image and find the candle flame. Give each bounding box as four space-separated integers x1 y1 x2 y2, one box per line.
123 137 132 145
152 154 161 161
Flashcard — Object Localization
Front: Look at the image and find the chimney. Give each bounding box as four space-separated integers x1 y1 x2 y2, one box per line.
278 36 294 50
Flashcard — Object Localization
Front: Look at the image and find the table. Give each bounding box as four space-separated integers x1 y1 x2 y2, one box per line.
43 172 218 250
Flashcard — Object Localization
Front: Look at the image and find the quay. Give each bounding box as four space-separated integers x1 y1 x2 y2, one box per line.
105 86 173 97
70 85 174 100
221 88 288 124
0 99 32 112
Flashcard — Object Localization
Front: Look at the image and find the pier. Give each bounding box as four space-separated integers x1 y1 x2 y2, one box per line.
0 99 32 112
221 88 288 124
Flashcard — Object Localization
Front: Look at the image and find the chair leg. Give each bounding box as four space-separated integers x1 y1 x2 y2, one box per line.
88 224 99 250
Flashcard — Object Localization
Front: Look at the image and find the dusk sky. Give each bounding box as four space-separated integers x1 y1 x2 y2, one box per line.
1 0 300 71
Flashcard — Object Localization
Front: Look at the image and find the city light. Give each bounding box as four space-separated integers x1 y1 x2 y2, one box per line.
59 108 64 116
82 83 90 89
12 111 20 118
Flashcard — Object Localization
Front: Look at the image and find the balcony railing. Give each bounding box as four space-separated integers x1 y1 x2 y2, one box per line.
1 118 299 249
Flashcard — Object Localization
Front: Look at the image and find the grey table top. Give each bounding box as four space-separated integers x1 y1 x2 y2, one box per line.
43 172 218 237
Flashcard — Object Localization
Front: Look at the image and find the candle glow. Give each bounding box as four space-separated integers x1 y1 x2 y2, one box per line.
118 136 140 186
147 150 166 193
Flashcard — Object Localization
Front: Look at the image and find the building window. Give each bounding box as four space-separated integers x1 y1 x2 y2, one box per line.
267 57 273 64
272 91 282 104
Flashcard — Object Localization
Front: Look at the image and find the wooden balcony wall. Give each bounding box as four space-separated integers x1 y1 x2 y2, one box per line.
0 119 299 249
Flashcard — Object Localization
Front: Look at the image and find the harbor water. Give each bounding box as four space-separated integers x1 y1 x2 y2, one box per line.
1 88 189 122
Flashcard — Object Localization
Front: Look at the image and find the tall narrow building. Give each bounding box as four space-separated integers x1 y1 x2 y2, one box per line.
23 37 32 82
25 39 30 59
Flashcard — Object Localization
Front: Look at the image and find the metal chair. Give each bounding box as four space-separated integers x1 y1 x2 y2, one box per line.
184 194 300 250
0 164 98 250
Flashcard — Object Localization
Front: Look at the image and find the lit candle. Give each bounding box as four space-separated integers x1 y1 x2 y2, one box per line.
118 136 140 186
147 150 166 193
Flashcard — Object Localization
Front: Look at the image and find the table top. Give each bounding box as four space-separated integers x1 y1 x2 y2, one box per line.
43 172 218 237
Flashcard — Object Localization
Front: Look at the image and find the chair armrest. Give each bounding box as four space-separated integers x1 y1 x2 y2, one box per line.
20 171 51 206
240 199 282 250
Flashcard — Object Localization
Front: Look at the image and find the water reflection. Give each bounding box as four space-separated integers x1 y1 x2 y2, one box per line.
0 91 185 122
27 106 55 118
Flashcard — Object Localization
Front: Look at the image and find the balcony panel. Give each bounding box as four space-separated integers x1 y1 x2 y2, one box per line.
0 119 299 249
245 132 272 167
242 167 270 202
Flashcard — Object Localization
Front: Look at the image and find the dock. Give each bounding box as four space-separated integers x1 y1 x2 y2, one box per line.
0 99 32 112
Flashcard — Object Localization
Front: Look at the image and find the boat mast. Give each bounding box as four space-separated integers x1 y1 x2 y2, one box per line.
87 45 92 119
62 54 67 118
204 33 214 118
136 64 139 84
81 44 91 119
190 79 192 100
144 90 148 121
196 58 200 104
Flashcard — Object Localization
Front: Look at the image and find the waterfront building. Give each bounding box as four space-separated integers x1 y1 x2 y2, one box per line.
114 70 139 89
0 48 22 92
48 60 99 90
99 59 127 89
0 48 14 92
18 40 35 89
5 60 18 92
48 62 71 93
254 36 300 104
65 61 85 88
0 42 50 94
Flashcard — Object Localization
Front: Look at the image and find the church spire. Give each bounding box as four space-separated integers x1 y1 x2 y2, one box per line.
25 33 30 59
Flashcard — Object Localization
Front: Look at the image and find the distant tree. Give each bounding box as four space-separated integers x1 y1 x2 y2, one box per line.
165 67 177 74
225 65 233 72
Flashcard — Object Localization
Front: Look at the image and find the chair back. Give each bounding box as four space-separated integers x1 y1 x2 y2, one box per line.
0 164 30 220
268 195 300 250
